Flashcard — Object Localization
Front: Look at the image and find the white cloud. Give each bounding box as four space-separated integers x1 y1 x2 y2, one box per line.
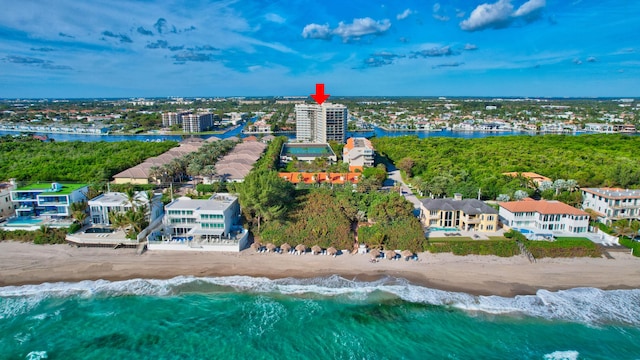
513 0 546 20
332 18 391 41
433 15 450 22
301 23 332 40
433 3 441 12
460 0 513 31
464 43 478 50
460 0 546 31
264 13 286 24
397 9 413 20
586 56 597 62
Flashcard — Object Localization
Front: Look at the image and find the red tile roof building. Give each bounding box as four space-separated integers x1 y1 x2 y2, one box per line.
499 198 589 234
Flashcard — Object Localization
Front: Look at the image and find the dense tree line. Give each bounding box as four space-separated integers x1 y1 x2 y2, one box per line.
0 136 176 183
255 188 424 252
372 134 640 200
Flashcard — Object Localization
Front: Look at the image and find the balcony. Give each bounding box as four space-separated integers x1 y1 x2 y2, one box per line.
463 216 480 224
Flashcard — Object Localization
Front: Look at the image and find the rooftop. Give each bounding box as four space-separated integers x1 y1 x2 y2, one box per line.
582 187 640 199
281 143 335 158
88 191 150 205
499 198 588 215
420 198 497 215
166 193 238 212
14 183 87 195
344 137 374 151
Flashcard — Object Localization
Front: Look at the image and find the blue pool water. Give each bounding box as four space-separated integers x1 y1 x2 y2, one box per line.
428 227 459 232
4 217 43 227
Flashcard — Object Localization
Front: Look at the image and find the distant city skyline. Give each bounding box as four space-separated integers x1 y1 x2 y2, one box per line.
1 0 638 98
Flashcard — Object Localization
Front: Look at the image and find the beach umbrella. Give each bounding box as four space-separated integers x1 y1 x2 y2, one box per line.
311 245 322 255
385 250 397 260
280 243 292 253
295 244 307 254
401 250 414 260
250 242 261 252
327 247 338 256
266 243 277 252
369 249 380 258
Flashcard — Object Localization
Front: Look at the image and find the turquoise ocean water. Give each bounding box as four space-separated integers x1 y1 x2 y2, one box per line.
1 275 639 359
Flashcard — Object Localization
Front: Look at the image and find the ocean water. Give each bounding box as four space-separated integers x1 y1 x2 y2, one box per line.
1 276 640 359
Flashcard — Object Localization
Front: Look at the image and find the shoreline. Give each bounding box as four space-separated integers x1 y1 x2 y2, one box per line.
0 241 639 297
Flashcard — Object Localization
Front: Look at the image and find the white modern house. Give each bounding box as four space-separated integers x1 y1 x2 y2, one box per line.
499 198 590 238
153 193 247 251
581 187 640 225
88 191 163 226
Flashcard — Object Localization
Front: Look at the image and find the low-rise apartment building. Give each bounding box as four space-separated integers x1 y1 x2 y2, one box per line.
420 194 499 232
581 187 640 225
499 198 589 234
343 137 374 171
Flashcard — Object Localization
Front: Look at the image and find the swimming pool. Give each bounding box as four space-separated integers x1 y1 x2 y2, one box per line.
4 217 43 227
428 227 459 232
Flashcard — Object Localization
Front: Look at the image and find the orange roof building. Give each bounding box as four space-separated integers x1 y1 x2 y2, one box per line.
343 137 374 172
498 198 589 235
278 172 360 185
502 172 551 187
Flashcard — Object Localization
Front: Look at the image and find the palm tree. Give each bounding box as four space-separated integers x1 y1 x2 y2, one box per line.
630 220 640 239
108 211 127 233
612 219 633 238
124 187 138 211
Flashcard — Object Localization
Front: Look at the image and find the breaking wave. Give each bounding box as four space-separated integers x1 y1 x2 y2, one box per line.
1 275 639 325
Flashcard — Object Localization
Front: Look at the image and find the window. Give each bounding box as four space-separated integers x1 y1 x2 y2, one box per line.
487 215 494 221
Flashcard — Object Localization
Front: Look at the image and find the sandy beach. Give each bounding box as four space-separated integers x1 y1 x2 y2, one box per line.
0 241 638 296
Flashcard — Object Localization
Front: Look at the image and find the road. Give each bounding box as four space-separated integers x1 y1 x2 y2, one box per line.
383 164 422 214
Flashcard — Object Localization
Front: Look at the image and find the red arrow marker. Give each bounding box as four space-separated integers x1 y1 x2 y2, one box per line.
310 83 330 105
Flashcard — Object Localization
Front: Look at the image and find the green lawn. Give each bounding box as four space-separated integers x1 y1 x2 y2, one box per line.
426 239 520 257
523 237 602 258
16 183 87 195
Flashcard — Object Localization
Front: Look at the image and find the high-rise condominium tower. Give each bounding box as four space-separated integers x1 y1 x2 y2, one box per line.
295 103 348 144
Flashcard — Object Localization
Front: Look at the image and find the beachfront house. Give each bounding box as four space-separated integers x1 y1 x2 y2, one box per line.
10 182 88 219
419 194 499 232
499 198 589 236
88 191 163 226
159 193 246 251
581 187 640 225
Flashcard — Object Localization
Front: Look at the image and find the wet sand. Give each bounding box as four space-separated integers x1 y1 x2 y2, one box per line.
0 241 639 296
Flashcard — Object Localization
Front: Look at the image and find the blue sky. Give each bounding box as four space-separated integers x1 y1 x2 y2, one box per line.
1 0 638 98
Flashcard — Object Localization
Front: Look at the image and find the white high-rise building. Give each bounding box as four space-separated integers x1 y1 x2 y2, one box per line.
295 103 348 144
182 113 214 133
162 111 190 127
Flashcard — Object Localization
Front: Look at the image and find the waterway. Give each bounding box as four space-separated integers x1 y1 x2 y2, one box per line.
0 126 536 143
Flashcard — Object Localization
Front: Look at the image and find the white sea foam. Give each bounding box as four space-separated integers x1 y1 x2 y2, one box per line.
26 351 48 360
2 275 640 326
543 350 579 360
